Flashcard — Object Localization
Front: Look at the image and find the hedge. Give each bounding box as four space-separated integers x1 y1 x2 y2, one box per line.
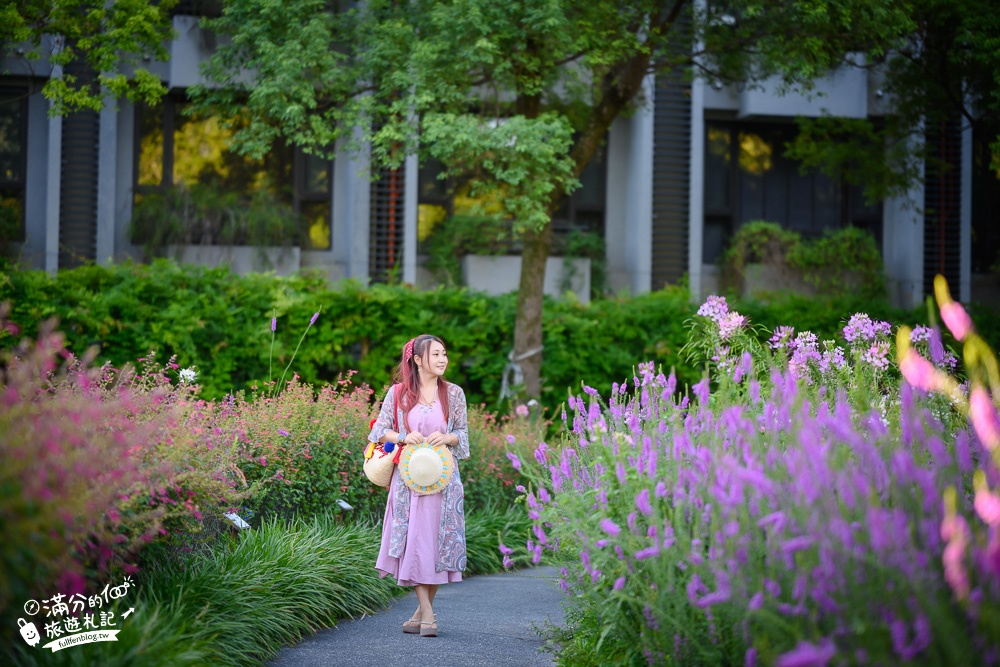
3 259 988 413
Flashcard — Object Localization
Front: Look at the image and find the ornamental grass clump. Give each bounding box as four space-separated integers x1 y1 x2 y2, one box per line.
516 282 997 666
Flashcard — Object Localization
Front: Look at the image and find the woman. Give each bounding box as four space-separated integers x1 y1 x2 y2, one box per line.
367 334 469 637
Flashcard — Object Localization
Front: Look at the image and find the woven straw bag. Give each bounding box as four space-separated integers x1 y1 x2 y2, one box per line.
363 441 398 488
364 385 402 489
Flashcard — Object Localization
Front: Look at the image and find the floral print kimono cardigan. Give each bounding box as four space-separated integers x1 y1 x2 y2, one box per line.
368 382 470 573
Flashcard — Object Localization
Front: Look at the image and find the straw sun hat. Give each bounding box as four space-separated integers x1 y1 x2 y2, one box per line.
399 441 455 495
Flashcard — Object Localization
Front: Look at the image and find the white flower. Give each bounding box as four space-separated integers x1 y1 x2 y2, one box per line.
179 368 197 383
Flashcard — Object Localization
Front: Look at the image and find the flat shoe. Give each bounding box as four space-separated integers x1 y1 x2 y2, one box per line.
420 621 438 637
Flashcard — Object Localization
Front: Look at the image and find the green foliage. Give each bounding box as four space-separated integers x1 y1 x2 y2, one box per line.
131 184 301 254
721 221 885 300
422 112 580 233
9 515 398 667
423 214 513 286
0 262 702 413
1 0 175 114
464 503 533 576
462 403 548 513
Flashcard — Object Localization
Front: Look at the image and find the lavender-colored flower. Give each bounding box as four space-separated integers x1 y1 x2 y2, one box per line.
745 648 758 667
506 434 516 445
843 313 891 343
635 488 654 516
908 325 932 344
271 316 277 332
634 545 660 560
613 576 626 590
599 518 622 537
775 638 836 667
769 325 796 351
310 311 320 326
697 295 729 322
278 428 290 436
862 341 891 371
506 452 522 470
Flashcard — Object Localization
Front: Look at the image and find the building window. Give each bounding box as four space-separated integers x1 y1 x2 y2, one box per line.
972 123 1000 275
703 120 882 263
417 146 607 252
134 93 332 250
0 88 27 244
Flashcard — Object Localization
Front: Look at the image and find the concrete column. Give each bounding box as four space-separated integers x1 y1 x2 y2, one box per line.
403 152 418 285
604 74 655 294
115 100 140 262
43 104 63 273
960 120 973 303
95 102 118 264
882 131 925 310
329 129 371 282
687 76 706 302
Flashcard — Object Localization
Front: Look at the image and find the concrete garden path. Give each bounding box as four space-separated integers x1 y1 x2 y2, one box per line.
267 566 565 667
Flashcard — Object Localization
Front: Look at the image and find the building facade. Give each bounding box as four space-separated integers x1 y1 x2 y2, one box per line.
2 8 995 311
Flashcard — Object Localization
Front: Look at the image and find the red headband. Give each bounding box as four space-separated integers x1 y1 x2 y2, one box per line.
403 338 415 364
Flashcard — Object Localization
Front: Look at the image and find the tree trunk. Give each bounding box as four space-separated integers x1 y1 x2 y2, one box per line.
509 5 684 398
513 221 554 398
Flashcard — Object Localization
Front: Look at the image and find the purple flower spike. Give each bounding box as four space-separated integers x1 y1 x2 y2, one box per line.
775 638 836 667
613 576 626 590
635 488 654 516
599 518 622 537
310 311 320 325
271 317 277 332
278 429 290 436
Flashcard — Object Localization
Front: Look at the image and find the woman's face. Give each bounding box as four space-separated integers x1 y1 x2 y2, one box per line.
418 340 448 379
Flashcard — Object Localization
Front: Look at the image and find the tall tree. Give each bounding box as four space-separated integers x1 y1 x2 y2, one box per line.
1 0 176 113
197 0 921 398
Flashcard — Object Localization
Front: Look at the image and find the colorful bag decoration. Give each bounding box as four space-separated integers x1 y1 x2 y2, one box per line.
363 437 398 488
398 441 455 496
363 387 404 489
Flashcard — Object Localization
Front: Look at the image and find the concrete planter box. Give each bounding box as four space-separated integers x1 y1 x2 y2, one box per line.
742 263 861 299
462 255 591 303
166 245 301 276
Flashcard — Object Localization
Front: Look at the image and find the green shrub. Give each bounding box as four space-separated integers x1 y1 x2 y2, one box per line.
4 260 976 418
131 183 301 254
464 503 533 575
0 314 244 635
722 221 885 299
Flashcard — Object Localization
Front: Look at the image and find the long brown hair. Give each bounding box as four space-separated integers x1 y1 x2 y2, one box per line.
392 334 449 432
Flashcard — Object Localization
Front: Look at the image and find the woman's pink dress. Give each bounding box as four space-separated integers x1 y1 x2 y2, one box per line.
375 400 462 585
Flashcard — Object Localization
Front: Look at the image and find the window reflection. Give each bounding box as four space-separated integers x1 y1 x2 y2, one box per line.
0 89 26 243
135 94 332 250
703 121 883 263
737 131 773 176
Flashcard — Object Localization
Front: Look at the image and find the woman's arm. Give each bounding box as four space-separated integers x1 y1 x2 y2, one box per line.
368 385 403 443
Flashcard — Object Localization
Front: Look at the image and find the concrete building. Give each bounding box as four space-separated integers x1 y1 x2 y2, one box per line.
2 6 996 310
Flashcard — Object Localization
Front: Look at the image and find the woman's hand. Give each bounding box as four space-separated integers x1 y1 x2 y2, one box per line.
403 431 425 445
425 431 450 447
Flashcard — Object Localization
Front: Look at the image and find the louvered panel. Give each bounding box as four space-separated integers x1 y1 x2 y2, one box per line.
369 163 405 283
923 117 962 296
58 107 100 269
651 63 691 289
